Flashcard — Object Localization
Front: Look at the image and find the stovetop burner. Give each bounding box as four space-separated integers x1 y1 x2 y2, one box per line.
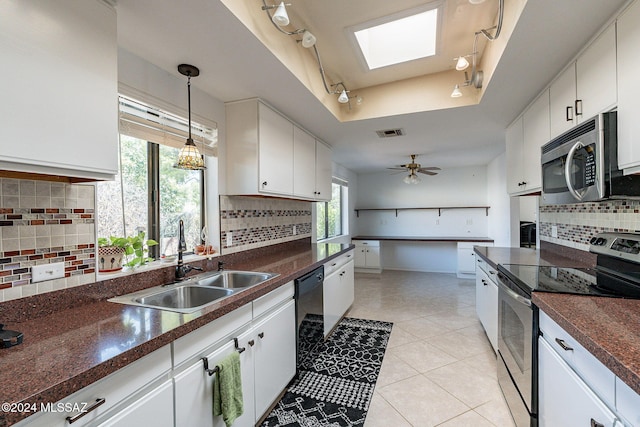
498 232 640 299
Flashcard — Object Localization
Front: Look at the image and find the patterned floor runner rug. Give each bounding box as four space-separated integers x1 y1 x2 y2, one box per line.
261 317 393 427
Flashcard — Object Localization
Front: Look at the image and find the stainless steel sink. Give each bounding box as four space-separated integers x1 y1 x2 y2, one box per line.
109 284 234 313
195 270 278 289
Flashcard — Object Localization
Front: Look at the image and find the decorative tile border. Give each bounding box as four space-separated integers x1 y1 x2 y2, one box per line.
220 196 312 254
0 208 95 226
539 199 640 250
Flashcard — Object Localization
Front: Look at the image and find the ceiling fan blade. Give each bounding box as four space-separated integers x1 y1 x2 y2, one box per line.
419 167 441 171
417 170 438 176
389 170 407 175
387 167 408 171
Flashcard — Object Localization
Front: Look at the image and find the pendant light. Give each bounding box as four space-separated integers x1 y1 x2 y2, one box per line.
175 64 206 170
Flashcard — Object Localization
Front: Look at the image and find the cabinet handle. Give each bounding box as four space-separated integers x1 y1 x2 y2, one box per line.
477 259 481 263
489 270 496 275
555 338 574 351
481 279 488 286
258 332 264 339
575 99 583 116
590 419 604 427
248 339 255 347
566 105 573 122
262 181 268 187
66 398 106 424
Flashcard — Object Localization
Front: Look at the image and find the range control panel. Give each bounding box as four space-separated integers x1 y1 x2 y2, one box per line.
590 232 640 263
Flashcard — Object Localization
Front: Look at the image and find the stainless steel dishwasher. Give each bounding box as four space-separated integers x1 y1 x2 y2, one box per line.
294 266 324 370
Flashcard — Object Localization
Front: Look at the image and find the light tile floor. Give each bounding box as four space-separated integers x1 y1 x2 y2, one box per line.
349 270 516 427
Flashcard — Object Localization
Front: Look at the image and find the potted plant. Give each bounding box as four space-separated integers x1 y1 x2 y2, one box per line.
97 232 158 272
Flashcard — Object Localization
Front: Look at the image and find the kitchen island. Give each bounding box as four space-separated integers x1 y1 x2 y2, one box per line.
0 239 353 426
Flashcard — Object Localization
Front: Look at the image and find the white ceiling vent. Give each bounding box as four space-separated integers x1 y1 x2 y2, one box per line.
376 128 405 138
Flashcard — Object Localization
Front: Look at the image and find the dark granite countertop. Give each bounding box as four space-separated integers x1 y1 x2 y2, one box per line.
533 292 640 395
475 244 640 395
352 235 494 242
0 240 353 426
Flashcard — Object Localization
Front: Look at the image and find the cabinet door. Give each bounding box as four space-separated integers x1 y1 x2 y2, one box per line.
293 126 316 199
253 300 296 421
339 260 355 316
365 246 381 269
617 0 640 172
258 103 293 195
475 268 488 330
485 278 498 352
0 0 118 180
549 64 577 138
174 338 255 427
323 271 342 337
506 116 524 195
521 89 549 193
538 338 618 427
315 141 333 201
95 380 173 427
457 244 476 274
354 246 367 268
576 24 617 122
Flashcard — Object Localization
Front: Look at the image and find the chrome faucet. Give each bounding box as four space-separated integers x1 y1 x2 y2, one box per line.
175 219 202 281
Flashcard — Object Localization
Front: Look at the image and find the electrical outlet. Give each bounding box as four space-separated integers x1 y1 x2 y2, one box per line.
551 225 558 238
32 262 65 283
293 225 297 235
226 232 233 247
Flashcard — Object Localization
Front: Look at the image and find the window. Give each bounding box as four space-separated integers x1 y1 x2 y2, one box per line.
352 6 439 70
97 95 216 259
317 179 348 240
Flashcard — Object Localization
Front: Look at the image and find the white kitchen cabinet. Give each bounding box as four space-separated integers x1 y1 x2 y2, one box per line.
323 260 355 338
0 0 118 181
506 90 549 195
252 299 297 419
174 335 255 427
617 0 640 174
353 240 381 273
314 140 333 201
616 377 640 427
474 258 498 352
95 380 173 427
456 242 477 276
15 346 172 427
549 24 617 139
225 99 332 200
538 338 619 427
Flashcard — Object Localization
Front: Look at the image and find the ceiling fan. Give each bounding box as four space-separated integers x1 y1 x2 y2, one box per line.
387 154 441 184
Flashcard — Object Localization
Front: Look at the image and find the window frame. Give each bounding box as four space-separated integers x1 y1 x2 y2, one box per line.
317 179 348 241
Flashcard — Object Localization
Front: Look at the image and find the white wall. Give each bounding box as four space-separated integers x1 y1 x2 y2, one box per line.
486 152 513 247
118 48 225 250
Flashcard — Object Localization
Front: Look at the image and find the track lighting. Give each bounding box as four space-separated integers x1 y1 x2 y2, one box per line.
455 56 470 71
338 90 349 104
301 30 316 48
450 85 462 98
272 2 289 26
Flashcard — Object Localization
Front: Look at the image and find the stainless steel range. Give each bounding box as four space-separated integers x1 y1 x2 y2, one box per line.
495 232 640 427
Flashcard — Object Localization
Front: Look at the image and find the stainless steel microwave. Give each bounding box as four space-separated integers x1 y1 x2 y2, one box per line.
541 112 640 204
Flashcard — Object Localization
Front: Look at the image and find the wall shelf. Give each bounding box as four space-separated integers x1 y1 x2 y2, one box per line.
354 206 491 218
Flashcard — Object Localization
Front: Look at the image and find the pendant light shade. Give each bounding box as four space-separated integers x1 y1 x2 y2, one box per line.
272 2 290 26
451 84 463 98
338 89 349 104
175 64 206 170
455 56 470 71
301 30 317 48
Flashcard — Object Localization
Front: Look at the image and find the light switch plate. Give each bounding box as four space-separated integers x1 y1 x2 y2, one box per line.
226 232 233 247
32 262 65 283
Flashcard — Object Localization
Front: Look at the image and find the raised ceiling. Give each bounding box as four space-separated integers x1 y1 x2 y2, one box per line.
116 0 627 173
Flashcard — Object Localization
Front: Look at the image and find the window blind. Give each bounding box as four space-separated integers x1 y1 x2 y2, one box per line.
118 95 218 157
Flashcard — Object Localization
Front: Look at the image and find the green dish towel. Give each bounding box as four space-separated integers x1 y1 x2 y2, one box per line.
213 351 244 427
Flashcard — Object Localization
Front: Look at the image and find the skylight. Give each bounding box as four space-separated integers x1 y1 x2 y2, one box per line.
353 8 439 70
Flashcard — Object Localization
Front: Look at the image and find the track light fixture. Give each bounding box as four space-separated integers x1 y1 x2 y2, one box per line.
452 0 504 97
260 0 358 107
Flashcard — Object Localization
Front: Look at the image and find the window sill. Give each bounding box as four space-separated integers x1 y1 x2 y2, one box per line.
96 253 219 281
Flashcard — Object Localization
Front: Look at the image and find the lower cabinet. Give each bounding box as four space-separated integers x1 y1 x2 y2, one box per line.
353 240 381 273
324 260 355 337
174 287 296 427
474 259 498 352
538 338 618 426
95 380 173 427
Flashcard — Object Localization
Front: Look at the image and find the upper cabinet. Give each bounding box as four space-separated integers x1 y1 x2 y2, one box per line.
617 0 640 174
506 90 549 196
549 24 617 139
0 0 118 182
225 99 332 201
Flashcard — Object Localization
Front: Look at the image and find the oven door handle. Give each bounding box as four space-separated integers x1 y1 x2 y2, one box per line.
497 274 531 307
565 140 587 201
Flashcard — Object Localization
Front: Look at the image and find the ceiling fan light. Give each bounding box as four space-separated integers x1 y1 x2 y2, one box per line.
338 89 349 104
451 84 463 98
301 30 316 48
455 56 469 71
272 2 290 26
403 174 412 184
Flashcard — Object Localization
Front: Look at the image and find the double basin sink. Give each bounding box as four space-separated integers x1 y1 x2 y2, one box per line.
108 270 278 314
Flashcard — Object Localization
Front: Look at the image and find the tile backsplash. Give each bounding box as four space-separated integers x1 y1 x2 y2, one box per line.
0 179 96 301
539 199 640 251
220 195 312 254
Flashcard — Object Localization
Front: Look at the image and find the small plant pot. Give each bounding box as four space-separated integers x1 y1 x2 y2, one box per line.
98 246 126 272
